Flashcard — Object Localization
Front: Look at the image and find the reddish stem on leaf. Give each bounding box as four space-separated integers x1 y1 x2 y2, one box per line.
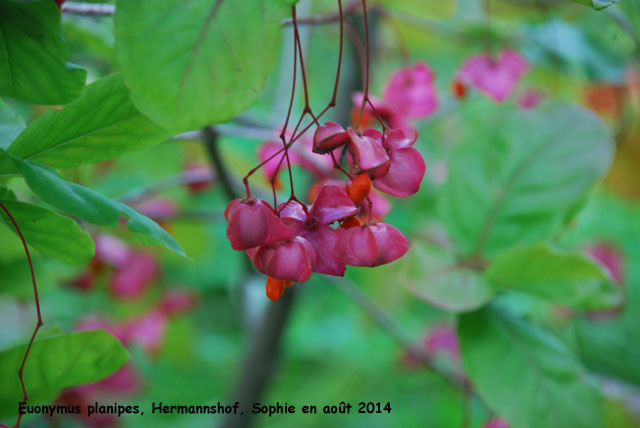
0 201 42 428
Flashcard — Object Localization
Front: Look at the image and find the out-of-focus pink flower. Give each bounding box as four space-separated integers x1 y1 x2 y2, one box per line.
94 234 130 269
587 243 624 284
134 197 179 220
58 389 116 428
69 272 94 291
517 88 544 110
383 62 438 119
184 162 213 193
158 290 197 316
109 252 158 300
457 49 529 102
254 236 317 282
259 132 334 184
351 92 417 139
258 141 302 182
94 364 141 395
483 418 511 428
336 223 408 267
75 317 128 343
295 135 335 178
425 325 460 361
124 310 167 353
224 198 293 250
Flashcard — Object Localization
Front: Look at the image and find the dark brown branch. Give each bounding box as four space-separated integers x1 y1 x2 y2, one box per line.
202 126 238 201
218 288 296 428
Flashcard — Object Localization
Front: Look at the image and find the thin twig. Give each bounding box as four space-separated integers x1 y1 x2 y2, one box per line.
0 201 43 428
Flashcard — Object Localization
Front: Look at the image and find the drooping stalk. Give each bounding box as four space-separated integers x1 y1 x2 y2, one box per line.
0 201 42 428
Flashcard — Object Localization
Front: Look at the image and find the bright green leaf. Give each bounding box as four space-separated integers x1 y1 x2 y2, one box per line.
115 0 288 132
487 243 622 310
403 243 493 312
0 200 94 266
0 100 24 149
0 330 129 418
459 307 603 428
0 150 184 256
7 74 170 168
440 103 613 258
0 0 86 104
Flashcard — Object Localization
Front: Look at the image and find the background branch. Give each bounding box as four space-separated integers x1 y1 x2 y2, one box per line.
61 2 115 16
329 277 469 390
218 288 296 428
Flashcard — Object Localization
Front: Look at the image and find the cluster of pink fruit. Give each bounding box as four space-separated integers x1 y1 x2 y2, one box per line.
224 61 445 301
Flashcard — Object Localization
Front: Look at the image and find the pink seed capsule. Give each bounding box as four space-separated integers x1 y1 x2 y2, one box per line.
225 198 293 250
254 236 317 283
312 122 350 154
336 222 408 267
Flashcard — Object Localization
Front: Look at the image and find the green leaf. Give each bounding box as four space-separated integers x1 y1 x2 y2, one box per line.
0 100 24 149
487 243 622 310
7 74 170 168
115 0 288 133
572 0 620 11
0 200 94 266
0 150 185 256
0 330 129 418
372 0 457 19
574 315 640 386
402 243 493 312
459 307 603 428
0 0 86 104
439 103 613 258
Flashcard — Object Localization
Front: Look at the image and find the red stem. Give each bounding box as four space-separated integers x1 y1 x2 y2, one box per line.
0 201 42 428
352 0 386 133
243 0 345 188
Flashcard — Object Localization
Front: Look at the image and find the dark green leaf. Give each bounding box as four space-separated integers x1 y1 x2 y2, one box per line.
114 0 288 132
0 200 94 266
0 0 86 104
7 74 170 168
487 243 622 310
440 103 613 258
0 330 129 418
459 307 603 428
0 150 184 256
